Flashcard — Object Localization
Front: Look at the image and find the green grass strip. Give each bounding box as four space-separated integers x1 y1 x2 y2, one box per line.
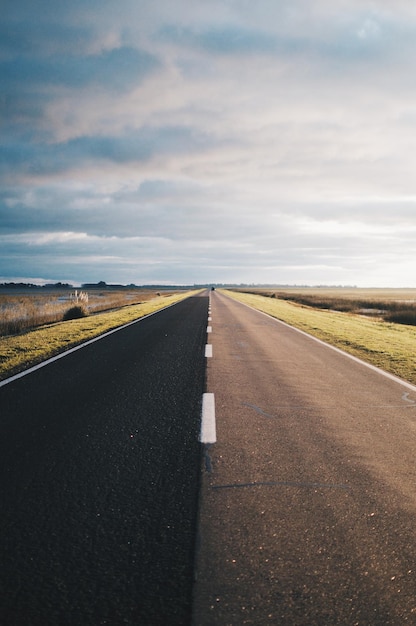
223 290 416 386
0 291 197 381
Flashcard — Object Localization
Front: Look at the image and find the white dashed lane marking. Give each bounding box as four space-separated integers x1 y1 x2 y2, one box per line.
200 393 216 443
201 295 215 443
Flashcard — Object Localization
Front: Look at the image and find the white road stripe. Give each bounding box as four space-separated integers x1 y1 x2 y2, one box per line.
200 393 216 443
205 344 213 358
208 316 212 321
207 326 212 333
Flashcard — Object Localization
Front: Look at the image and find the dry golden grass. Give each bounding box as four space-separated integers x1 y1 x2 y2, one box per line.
224 289 416 386
247 287 416 302
0 291 197 381
0 288 176 336
234 287 416 324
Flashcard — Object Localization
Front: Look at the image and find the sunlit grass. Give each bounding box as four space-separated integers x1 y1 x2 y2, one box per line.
223 289 416 386
0 291 197 381
245 287 416 325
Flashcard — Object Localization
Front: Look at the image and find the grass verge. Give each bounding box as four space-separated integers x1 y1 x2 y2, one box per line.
223 289 416 386
0 291 197 381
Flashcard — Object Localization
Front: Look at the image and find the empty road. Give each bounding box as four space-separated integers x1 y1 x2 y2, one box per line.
2 288 416 625
194 290 416 625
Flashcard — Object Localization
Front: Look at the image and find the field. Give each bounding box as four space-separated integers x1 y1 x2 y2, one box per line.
0 287 180 336
236 287 416 325
224 288 416 386
0 288 196 381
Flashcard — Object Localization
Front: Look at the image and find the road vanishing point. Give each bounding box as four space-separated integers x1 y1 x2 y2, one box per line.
1 290 416 625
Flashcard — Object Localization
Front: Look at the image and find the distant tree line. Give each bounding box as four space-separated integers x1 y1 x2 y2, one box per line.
0 282 74 289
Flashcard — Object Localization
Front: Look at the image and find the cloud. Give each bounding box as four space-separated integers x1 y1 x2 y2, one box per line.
160 24 279 55
1 46 160 92
1 0 416 286
158 5 416 67
0 124 220 180
0 18 92 58
1 31 162 142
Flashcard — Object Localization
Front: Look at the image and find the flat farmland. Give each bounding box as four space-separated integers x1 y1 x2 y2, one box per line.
224 288 416 386
234 287 416 316
0 287 182 336
244 287 416 301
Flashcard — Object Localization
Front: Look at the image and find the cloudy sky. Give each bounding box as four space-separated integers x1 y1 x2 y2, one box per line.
1 0 416 286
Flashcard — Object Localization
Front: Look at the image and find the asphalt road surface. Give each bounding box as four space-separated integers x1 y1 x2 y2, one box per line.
0 293 208 626
3 289 416 625
193 290 416 625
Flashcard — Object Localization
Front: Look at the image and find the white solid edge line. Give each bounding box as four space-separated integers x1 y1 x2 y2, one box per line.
205 344 213 358
224 294 416 394
200 392 216 443
0 298 187 389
